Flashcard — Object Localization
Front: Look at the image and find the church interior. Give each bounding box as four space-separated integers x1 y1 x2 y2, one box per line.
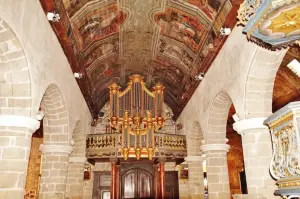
1 0 300 199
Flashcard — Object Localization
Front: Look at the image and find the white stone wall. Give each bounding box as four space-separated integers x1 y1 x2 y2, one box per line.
177 26 287 140
0 0 92 139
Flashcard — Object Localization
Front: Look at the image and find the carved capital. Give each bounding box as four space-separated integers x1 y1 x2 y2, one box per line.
110 158 118 164
39 144 73 154
158 157 166 163
0 115 40 132
233 117 268 134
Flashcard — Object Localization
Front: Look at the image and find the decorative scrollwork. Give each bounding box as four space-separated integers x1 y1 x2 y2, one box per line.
237 0 263 26
270 121 300 179
283 195 300 199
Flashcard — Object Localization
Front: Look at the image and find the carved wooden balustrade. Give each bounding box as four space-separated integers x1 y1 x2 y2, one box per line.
86 133 121 159
86 133 187 160
154 133 187 158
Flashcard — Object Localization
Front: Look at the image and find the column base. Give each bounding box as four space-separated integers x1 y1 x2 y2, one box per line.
232 194 266 199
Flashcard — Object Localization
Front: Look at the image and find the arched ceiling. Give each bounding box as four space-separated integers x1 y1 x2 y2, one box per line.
40 0 243 119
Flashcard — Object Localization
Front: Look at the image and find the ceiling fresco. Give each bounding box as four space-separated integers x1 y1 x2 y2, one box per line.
40 0 243 119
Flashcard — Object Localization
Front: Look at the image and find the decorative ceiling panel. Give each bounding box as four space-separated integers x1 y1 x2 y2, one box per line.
40 0 242 119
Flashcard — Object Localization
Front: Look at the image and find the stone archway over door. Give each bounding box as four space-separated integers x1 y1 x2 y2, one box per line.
38 84 73 199
0 17 40 199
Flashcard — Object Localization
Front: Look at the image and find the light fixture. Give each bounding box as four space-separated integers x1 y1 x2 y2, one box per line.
220 27 231 36
287 59 300 77
47 12 60 22
195 72 205 81
109 74 165 160
74 72 83 79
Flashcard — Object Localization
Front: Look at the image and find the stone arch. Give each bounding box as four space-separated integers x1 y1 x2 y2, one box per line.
38 84 71 199
206 92 232 144
40 83 69 145
0 17 32 116
244 47 287 119
70 121 85 158
187 120 204 156
186 120 206 199
66 121 86 199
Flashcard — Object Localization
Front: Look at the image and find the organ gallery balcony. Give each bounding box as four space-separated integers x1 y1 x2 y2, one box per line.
86 133 187 163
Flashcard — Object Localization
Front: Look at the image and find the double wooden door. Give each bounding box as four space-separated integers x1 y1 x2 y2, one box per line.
120 163 153 199
121 168 153 199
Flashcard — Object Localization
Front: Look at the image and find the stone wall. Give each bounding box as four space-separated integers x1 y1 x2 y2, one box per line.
0 0 92 198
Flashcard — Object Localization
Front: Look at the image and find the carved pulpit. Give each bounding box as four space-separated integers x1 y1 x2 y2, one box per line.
265 102 300 198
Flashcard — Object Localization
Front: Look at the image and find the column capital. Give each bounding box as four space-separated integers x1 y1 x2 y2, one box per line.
0 115 40 132
200 144 230 153
185 156 205 163
39 144 73 154
69 157 87 163
233 117 268 134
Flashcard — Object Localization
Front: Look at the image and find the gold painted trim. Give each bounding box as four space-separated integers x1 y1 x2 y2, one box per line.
268 112 293 130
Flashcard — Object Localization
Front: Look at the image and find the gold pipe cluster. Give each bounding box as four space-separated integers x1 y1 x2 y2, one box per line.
109 74 165 160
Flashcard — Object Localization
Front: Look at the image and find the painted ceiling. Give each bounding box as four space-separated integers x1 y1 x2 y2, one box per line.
40 0 243 119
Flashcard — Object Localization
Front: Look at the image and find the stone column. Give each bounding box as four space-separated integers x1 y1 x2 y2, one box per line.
39 144 73 199
65 157 86 199
185 156 205 199
201 144 230 199
233 118 279 199
0 115 40 199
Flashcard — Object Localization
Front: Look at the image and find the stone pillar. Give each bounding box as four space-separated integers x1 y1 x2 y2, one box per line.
65 157 86 199
201 144 230 199
233 118 279 199
0 115 40 199
39 144 73 199
185 156 205 199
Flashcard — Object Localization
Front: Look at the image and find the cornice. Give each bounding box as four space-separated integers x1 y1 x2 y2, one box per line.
0 115 40 132
233 118 268 133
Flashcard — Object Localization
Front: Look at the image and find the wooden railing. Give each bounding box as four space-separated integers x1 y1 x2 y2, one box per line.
86 133 187 159
154 133 186 150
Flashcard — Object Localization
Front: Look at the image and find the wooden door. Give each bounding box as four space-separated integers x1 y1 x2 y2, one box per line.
120 163 153 199
165 171 179 199
92 171 111 199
